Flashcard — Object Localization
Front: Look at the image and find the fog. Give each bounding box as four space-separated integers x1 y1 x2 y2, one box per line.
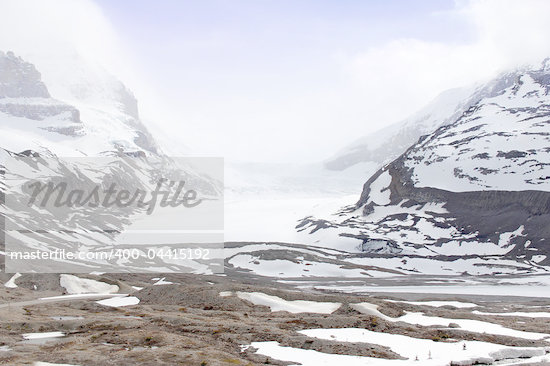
2 0 550 163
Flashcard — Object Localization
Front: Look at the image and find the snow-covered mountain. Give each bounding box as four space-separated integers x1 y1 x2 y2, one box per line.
300 60 550 271
0 51 222 273
324 86 477 172
0 50 157 156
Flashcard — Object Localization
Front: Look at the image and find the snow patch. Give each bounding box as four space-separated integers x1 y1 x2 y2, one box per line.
60 274 119 295
367 171 392 205
23 332 65 340
153 277 173 285
472 310 550 318
350 302 550 340
236 292 341 314
384 300 478 308
299 328 548 365
96 296 140 307
4 273 21 288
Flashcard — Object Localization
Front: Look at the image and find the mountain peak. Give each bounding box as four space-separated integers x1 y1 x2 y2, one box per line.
0 51 158 156
0 50 49 98
302 62 550 268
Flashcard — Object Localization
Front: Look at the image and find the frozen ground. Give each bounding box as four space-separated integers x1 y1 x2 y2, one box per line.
246 331 549 366
0 272 549 365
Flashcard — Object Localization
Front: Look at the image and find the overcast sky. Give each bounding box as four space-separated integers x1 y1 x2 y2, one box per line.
2 0 550 163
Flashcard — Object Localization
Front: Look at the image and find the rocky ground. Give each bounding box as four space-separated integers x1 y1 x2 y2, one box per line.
0 272 549 366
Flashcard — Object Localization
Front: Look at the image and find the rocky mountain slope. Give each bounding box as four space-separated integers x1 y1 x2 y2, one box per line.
0 50 157 156
300 60 550 270
0 51 221 273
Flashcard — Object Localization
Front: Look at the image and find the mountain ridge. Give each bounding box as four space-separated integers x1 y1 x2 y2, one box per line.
300 61 550 269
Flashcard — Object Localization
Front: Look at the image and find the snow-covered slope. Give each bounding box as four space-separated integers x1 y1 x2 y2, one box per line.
324 86 476 171
0 50 157 156
0 51 221 273
405 71 550 192
300 60 550 270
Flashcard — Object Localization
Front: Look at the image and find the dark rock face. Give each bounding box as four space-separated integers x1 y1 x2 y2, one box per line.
0 51 82 129
363 160 550 263
0 51 50 98
0 102 80 122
